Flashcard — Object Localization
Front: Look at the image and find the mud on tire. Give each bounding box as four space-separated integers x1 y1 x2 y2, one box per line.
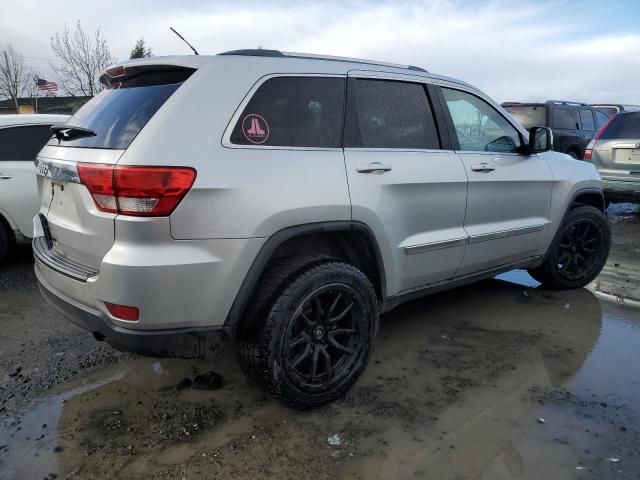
238 260 378 409
528 205 611 290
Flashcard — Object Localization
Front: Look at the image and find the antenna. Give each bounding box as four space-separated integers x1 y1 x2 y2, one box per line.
169 27 199 55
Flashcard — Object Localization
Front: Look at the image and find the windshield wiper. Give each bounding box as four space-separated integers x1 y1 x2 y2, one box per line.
51 124 97 141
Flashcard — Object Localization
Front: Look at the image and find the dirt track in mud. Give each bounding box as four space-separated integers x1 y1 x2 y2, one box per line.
1 203 639 480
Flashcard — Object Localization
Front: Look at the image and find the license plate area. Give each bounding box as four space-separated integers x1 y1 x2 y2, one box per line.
614 148 640 164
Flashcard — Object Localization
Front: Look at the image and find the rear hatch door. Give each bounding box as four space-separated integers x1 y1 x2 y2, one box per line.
593 112 640 181
35 65 194 273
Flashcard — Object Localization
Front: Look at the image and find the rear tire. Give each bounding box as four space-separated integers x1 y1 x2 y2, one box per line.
238 260 378 409
528 205 610 289
0 222 9 264
567 150 580 160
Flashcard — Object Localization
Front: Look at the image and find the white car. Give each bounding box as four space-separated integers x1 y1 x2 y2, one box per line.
0 114 69 261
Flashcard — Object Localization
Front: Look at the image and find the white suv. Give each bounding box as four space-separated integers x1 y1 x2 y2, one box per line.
0 114 69 262
33 50 610 407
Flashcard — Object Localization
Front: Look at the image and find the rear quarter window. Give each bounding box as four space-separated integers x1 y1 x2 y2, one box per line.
230 77 346 148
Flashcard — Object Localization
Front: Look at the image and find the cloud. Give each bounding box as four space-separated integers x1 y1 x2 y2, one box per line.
2 0 639 103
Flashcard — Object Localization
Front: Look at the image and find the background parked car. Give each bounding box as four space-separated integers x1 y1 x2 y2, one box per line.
591 103 640 117
502 100 610 159
584 110 640 204
0 114 68 262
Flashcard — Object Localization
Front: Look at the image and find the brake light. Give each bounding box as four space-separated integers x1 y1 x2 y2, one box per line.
77 164 196 216
584 113 617 161
105 303 140 321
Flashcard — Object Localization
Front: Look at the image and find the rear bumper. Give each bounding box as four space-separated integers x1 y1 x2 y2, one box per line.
602 179 640 202
36 267 229 358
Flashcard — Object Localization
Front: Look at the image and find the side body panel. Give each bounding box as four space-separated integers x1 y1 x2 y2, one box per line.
0 160 38 238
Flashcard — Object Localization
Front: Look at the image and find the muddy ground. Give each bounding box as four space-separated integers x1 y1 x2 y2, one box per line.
1 203 639 480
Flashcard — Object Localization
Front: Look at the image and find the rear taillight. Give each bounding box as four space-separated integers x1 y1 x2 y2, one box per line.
584 113 617 161
77 164 196 216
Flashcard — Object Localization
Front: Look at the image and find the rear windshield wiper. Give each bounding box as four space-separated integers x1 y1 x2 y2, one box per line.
51 124 97 141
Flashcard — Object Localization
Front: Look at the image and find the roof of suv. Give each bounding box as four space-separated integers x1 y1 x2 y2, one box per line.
111 49 477 92
0 114 69 128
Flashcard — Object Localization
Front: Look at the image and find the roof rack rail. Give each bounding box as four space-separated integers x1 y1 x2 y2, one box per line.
218 49 428 73
545 100 589 106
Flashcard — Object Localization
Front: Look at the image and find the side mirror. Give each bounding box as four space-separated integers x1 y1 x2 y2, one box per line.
528 126 553 154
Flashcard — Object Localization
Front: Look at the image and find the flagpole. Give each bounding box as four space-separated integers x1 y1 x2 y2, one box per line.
34 78 38 114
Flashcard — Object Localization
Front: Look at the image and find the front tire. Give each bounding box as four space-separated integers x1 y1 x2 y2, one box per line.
528 205 610 289
238 261 378 409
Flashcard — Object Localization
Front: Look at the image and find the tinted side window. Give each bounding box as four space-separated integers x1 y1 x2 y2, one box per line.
0 125 54 161
595 110 610 129
552 108 576 130
345 79 439 149
442 88 521 153
579 109 596 131
231 77 345 148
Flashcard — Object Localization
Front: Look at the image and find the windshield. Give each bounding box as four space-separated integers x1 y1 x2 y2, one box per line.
504 105 546 129
599 112 640 139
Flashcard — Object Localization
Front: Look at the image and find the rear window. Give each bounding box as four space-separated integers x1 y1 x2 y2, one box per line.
599 112 640 139
47 68 193 150
230 77 346 148
0 125 54 161
504 106 546 129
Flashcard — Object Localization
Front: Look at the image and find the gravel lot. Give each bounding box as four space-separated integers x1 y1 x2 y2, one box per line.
1 204 639 480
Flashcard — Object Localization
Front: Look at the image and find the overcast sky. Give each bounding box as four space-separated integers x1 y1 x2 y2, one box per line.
2 0 639 103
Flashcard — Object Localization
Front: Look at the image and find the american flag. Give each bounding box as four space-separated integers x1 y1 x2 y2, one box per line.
37 79 58 92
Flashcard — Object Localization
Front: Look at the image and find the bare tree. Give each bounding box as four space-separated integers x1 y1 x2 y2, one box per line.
0 44 32 112
50 21 114 97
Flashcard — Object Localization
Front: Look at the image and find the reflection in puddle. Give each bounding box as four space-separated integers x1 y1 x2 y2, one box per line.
494 269 541 288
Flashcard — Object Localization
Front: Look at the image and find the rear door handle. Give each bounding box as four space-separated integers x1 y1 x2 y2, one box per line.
356 162 392 174
0 174 12 180
470 163 495 173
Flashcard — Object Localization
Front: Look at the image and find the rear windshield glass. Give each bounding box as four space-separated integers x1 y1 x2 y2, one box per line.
504 106 546 129
599 112 640 139
47 69 192 150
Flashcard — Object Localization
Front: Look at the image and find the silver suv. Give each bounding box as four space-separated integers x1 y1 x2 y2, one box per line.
34 50 611 407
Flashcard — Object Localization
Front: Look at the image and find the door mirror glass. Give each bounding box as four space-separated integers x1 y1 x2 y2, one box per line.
529 126 553 153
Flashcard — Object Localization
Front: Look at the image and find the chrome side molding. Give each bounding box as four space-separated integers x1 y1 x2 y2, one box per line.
404 223 547 255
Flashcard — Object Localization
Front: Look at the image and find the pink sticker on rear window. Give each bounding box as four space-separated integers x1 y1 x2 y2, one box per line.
242 114 269 144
